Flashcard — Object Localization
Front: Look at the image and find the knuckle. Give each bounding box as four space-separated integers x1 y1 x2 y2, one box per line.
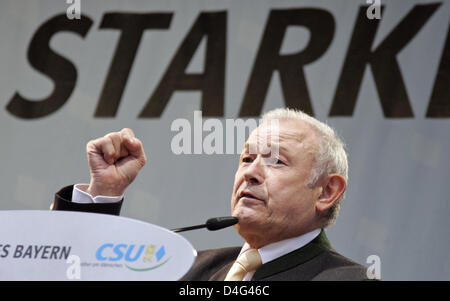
87 139 99 152
122 128 136 138
99 136 110 144
105 132 121 143
105 136 119 149
107 133 118 140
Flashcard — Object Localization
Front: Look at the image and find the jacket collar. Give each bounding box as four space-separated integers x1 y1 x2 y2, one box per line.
251 229 331 280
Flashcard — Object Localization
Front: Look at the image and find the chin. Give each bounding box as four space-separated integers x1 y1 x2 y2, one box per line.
233 206 255 223
233 210 264 234
234 220 273 248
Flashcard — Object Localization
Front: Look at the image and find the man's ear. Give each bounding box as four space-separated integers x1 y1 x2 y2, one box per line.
315 174 346 213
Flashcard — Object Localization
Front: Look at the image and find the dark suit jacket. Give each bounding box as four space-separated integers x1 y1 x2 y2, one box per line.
181 231 368 281
54 185 369 281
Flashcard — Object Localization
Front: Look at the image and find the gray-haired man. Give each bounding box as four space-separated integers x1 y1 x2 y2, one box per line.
53 108 369 280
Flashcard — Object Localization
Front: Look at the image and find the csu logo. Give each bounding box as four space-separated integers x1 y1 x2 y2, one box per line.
96 243 170 271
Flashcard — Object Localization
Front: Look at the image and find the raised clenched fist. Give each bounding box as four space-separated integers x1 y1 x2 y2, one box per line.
85 128 147 197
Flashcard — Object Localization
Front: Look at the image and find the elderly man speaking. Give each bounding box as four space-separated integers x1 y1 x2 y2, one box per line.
52 108 369 281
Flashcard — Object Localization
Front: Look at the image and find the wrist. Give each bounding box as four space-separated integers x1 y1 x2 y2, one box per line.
87 181 125 198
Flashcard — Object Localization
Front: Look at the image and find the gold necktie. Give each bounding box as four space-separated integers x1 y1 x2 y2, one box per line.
224 248 262 281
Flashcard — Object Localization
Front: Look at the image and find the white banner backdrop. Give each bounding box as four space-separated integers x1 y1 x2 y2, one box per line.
0 0 448 280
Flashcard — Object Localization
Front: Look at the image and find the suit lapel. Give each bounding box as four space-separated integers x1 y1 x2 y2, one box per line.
209 261 234 281
252 229 331 280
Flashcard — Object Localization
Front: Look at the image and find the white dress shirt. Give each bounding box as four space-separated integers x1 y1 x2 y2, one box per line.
72 184 321 281
72 184 123 204
237 228 321 280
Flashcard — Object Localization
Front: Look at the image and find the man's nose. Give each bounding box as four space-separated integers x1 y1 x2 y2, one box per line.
243 156 265 185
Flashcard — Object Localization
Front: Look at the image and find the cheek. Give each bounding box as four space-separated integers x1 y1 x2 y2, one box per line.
268 175 300 199
233 169 241 185
234 165 249 188
268 179 312 212
231 171 243 203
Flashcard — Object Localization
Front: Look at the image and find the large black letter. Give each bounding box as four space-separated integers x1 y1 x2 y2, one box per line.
426 21 450 118
6 14 92 119
139 11 226 118
238 9 335 117
95 13 172 117
329 4 440 118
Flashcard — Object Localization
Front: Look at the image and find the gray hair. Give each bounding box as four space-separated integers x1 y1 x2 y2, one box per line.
261 108 348 227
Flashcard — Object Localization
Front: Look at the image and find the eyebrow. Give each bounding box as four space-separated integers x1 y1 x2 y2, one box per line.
242 141 291 157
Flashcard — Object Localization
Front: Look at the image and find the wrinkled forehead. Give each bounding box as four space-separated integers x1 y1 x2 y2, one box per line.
244 118 317 153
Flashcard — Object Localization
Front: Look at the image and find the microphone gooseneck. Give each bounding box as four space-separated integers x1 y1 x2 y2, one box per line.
171 216 239 233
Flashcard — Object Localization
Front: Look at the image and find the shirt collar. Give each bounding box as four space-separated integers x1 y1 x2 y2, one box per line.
240 228 322 265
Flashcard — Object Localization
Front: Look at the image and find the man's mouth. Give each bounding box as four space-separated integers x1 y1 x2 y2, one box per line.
238 190 265 203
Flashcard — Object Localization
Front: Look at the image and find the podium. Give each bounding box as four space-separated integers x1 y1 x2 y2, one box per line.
0 210 196 280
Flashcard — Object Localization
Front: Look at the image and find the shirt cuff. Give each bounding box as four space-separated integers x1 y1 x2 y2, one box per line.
73 184 123 204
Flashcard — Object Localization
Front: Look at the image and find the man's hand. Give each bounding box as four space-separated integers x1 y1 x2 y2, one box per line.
85 128 147 197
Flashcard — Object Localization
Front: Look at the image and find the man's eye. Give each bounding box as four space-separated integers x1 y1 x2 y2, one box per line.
242 157 253 163
276 159 286 165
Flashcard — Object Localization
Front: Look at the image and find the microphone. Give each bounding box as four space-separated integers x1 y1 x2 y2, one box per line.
171 216 239 233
